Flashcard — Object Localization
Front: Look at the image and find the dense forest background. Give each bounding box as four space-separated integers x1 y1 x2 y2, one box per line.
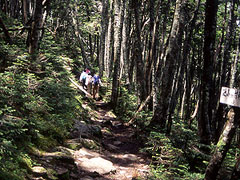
1 0 240 179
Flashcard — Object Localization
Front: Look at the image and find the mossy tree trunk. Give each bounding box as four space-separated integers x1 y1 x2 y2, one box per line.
205 107 240 180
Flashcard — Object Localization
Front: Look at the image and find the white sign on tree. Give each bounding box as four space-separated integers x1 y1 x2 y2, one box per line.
220 87 240 107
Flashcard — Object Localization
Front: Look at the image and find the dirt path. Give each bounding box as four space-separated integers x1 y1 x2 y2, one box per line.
75 100 151 180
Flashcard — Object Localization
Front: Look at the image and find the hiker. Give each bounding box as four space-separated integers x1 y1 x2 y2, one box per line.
85 74 93 95
85 68 90 74
79 69 88 89
92 73 102 99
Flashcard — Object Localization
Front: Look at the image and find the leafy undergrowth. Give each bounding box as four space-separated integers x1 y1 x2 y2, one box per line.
0 38 87 179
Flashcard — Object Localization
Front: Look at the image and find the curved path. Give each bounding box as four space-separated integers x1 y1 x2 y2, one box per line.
75 101 151 180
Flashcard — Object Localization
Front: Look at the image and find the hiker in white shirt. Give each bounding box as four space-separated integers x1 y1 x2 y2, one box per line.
79 70 88 89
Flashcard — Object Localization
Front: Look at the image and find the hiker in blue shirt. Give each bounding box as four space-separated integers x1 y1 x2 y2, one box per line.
92 73 102 99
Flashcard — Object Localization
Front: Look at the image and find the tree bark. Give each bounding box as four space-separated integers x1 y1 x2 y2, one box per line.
215 0 237 142
150 0 187 128
22 0 28 24
29 0 43 55
132 0 146 102
111 0 124 109
204 108 240 180
99 0 109 77
0 17 13 44
198 0 218 145
71 4 90 68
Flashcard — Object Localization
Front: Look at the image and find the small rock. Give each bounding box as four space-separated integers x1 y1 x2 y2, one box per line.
123 154 138 161
105 144 119 151
113 141 122 146
31 166 47 177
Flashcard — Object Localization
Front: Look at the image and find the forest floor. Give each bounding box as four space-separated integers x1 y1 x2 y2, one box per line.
74 100 151 180
28 97 151 180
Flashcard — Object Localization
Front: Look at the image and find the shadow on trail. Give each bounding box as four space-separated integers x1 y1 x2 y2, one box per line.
82 100 150 180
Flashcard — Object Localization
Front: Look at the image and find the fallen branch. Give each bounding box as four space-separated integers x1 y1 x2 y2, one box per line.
69 77 93 98
125 92 152 126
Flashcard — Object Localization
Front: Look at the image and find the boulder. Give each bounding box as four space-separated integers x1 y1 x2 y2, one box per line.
75 148 116 175
71 121 102 139
78 157 116 175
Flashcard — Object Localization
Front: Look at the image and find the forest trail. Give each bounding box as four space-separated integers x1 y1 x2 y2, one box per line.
74 100 151 180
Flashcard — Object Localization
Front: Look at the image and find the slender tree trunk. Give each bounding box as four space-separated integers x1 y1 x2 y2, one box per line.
0 17 13 44
22 0 28 24
99 0 109 76
144 0 155 98
111 0 124 109
122 0 131 85
104 0 112 78
85 3 94 64
198 0 218 145
150 0 187 128
29 0 43 56
71 4 90 68
119 2 127 80
132 0 146 102
181 0 200 120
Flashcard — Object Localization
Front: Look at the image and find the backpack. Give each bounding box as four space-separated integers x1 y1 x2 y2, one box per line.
93 75 100 85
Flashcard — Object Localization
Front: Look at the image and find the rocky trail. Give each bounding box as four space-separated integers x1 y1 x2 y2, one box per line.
28 100 151 180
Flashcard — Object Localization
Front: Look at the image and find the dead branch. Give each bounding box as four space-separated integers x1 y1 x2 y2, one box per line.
69 77 93 99
125 92 152 126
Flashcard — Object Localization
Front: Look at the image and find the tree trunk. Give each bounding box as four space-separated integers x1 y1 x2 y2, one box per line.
29 0 43 56
71 4 90 68
132 0 146 102
99 0 109 77
111 0 124 109
198 0 218 145
150 0 187 128
181 0 200 120
85 3 94 64
215 0 237 142
0 17 13 44
204 108 240 180
22 0 28 24
144 0 155 98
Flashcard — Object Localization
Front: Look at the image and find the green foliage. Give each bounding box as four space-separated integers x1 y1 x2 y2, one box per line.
145 120 209 179
0 152 30 180
114 86 138 121
0 34 84 178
